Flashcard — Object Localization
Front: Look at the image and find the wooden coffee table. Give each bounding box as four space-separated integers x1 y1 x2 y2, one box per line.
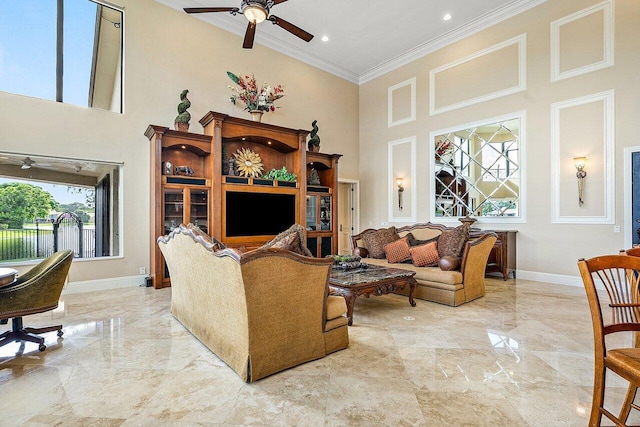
329 264 416 325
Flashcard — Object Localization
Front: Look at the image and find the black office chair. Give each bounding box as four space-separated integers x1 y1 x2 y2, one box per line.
0 250 73 351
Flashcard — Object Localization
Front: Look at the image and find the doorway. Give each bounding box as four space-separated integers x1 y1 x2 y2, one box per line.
337 180 359 254
624 147 640 248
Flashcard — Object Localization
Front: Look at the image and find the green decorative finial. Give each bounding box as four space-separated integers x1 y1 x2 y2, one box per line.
308 120 320 150
174 89 191 130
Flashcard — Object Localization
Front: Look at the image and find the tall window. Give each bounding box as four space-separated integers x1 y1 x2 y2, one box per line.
0 0 123 112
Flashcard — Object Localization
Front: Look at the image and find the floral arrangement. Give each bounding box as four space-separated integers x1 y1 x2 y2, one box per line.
435 138 455 161
227 71 284 112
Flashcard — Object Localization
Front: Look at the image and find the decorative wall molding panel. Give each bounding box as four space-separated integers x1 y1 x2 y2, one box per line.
358 0 547 84
550 0 614 82
388 77 416 128
551 90 615 224
388 136 417 223
429 34 527 116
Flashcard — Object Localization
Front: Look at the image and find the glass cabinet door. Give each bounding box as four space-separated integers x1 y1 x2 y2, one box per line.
164 189 184 234
189 189 209 233
306 195 317 231
320 196 331 230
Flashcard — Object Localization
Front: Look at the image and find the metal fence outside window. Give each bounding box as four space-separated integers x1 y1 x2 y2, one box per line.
0 212 96 262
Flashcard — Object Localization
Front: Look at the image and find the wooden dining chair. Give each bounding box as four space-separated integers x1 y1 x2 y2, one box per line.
625 247 640 258
578 254 640 427
619 248 640 424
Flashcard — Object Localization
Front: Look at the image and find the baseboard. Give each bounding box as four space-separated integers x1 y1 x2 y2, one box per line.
63 275 146 294
515 270 584 288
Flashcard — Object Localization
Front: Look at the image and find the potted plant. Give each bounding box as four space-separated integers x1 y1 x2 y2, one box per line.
308 120 320 152
263 166 297 182
174 89 191 132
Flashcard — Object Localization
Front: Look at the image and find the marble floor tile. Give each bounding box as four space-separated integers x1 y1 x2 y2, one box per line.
0 279 634 426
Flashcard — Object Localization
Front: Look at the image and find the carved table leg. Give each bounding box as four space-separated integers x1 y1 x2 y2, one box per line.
343 293 356 326
408 278 417 307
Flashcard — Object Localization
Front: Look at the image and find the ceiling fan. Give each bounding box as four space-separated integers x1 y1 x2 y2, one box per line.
21 157 36 170
20 157 52 170
184 0 314 49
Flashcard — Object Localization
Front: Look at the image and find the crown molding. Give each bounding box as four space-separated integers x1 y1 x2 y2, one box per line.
202 14 360 83
160 0 359 83
358 0 547 84
162 0 546 86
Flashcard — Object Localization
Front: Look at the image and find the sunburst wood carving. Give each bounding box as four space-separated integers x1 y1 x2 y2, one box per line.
234 147 264 178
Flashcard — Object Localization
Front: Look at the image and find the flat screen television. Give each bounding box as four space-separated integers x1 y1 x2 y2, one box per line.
225 191 296 237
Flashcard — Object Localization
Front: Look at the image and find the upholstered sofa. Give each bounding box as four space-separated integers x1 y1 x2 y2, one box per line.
158 225 349 382
351 222 497 307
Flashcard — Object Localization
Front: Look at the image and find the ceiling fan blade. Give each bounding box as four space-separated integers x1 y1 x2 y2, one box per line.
243 21 257 49
184 7 238 14
269 15 313 42
272 0 289 4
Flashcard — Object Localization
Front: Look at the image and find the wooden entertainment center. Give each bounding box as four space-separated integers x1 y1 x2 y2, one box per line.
145 112 341 288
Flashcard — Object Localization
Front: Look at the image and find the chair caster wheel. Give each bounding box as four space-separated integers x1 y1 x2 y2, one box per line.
39 344 46 351
57 330 64 337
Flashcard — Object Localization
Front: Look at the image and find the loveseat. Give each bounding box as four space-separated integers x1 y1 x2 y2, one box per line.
351 222 497 306
158 224 349 382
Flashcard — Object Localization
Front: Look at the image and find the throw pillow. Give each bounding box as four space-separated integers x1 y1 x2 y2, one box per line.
384 237 411 263
406 232 439 247
259 224 313 257
361 227 399 259
437 224 469 258
438 256 461 271
409 241 440 267
353 246 369 258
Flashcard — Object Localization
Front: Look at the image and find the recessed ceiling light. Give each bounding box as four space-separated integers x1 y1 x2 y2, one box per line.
443 13 452 21
321 35 329 42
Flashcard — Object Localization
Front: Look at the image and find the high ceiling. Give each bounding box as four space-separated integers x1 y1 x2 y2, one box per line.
158 0 545 83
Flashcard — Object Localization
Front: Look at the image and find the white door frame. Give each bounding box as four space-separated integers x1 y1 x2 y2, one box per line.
338 179 360 252
624 146 640 248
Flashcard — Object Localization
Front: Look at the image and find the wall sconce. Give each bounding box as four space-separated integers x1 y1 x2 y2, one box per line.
396 177 404 210
574 157 587 206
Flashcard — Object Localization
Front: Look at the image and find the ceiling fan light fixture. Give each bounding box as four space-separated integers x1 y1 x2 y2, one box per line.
185 1 313 48
21 157 34 169
243 2 268 23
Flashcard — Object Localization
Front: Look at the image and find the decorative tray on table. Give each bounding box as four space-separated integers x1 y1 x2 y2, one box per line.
327 255 368 270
